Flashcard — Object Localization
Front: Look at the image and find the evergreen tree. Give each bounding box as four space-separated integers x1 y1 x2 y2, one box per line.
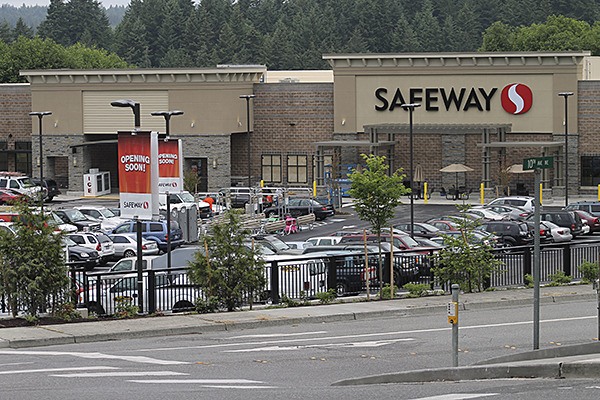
13 17 33 39
412 0 443 52
390 15 419 52
0 21 11 43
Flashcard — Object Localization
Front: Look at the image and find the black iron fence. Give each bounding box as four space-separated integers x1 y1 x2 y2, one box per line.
42 239 600 316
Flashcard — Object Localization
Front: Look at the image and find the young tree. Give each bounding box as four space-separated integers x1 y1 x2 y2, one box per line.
348 154 408 294
0 201 69 318
432 204 503 293
187 211 265 311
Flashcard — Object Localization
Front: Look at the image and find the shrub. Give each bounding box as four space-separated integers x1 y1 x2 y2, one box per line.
54 302 82 322
114 296 139 318
548 271 572 286
578 260 599 284
403 283 429 298
379 284 399 299
316 289 337 304
195 297 221 313
524 273 534 288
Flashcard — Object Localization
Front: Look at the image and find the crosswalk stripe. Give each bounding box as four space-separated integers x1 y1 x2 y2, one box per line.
0 366 118 375
128 379 264 384
408 394 498 400
52 371 188 378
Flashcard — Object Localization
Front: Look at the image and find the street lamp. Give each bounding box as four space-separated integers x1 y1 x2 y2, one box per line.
151 111 183 273
401 103 421 238
240 94 256 188
150 110 184 140
558 92 574 208
29 111 52 213
111 99 141 132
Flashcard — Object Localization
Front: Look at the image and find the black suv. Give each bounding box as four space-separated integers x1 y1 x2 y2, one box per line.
527 211 584 238
32 178 61 202
477 221 533 246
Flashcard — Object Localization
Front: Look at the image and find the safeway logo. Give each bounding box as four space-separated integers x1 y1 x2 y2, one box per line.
501 83 533 115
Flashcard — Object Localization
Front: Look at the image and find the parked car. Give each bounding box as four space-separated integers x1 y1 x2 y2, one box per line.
305 236 342 246
478 204 531 221
112 220 184 252
393 222 440 238
108 233 160 258
54 209 101 232
47 211 78 233
524 220 554 243
487 196 537 212
32 178 61 202
477 220 534 247
565 201 600 218
67 232 115 264
569 209 600 234
219 187 252 209
466 207 507 221
0 174 44 200
424 219 460 232
430 230 501 248
0 188 31 205
158 191 213 219
339 233 437 254
526 211 584 238
75 205 127 233
541 220 573 243
264 198 335 221
63 236 100 270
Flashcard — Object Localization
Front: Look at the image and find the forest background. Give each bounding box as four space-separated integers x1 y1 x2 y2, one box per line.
0 0 600 82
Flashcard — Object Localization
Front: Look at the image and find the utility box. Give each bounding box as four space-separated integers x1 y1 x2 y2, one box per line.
83 170 111 196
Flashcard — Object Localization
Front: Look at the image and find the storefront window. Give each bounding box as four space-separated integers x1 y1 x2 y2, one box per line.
261 154 281 183
287 154 308 184
581 155 600 186
14 142 31 176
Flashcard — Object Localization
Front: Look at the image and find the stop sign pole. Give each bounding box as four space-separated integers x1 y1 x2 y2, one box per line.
523 156 553 350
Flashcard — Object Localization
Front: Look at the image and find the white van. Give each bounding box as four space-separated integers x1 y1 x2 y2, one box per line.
306 236 342 246
158 191 212 219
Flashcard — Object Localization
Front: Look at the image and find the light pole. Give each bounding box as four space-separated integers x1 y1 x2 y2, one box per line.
111 99 141 132
150 110 184 140
240 94 256 188
151 110 183 273
558 92 574 208
29 111 52 213
401 103 421 238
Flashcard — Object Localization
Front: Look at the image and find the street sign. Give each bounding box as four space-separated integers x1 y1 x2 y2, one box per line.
523 156 554 171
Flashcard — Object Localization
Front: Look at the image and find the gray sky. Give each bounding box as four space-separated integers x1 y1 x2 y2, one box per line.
2 0 130 7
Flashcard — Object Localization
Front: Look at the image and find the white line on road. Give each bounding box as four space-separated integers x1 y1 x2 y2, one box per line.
224 338 415 352
135 315 595 353
128 379 265 384
227 331 327 339
0 350 188 365
52 371 188 378
409 395 498 400
0 366 119 375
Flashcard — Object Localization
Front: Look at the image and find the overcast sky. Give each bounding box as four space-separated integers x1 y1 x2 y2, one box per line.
2 0 130 7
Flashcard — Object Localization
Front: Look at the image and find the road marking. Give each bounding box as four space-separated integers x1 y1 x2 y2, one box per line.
0 350 188 365
227 331 327 339
135 315 596 353
409 394 498 400
0 366 118 375
0 362 34 367
225 338 415 352
52 371 188 378
128 379 266 384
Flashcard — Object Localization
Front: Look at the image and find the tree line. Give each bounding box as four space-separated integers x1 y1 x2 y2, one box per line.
1 0 600 83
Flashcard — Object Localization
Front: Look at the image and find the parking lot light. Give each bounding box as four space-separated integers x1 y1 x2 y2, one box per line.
401 103 421 238
111 99 141 132
150 110 184 140
29 111 52 213
240 94 256 188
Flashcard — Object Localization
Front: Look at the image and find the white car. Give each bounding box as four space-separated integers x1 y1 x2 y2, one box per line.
48 211 78 233
542 221 573 243
305 236 342 246
159 191 212 219
469 207 507 221
67 232 115 264
108 233 160 258
487 196 536 212
75 206 128 233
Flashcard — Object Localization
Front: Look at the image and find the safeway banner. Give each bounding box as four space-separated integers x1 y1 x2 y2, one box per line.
158 139 183 193
118 131 158 220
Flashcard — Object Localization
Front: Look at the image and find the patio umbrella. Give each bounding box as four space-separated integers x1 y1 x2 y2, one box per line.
413 163 424 183
507 163 534 191
439 163 474 190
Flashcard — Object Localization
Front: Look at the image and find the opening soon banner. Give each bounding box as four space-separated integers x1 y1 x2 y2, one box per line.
158 139 183 193
118 131 159 220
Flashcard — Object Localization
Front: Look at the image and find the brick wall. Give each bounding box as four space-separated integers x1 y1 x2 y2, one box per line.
0 84 32 172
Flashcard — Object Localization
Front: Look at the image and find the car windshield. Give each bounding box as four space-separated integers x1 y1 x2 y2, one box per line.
62 237 77 246
19 177 36 188
179 192 195 202
63 209 89 222
99 208 116 218
400 235 420 248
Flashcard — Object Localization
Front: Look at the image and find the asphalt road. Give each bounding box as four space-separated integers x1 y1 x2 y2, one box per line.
0 299 597 399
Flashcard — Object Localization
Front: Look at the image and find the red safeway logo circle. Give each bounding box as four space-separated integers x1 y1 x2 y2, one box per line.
501 83 533 115
143 202 149 209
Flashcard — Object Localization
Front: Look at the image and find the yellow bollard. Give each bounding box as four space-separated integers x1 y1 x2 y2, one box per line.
313 180 317 197
540 183 543 205
480 182 485 205
598 184 600 201
424 182 429 204
260 180 264 188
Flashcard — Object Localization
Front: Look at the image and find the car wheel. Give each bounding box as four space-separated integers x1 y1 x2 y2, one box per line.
123 249 136 258
336 282 347 297
172 300 195 313
87 301 105 316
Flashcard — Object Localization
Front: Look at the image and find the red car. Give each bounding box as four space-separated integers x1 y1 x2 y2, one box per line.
571 209 600 234
0 188 31 205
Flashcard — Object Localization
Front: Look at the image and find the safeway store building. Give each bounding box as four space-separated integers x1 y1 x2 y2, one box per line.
1 51 599 200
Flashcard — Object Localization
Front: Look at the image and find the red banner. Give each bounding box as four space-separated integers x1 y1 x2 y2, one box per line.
118 133 152 194
158 139 180 178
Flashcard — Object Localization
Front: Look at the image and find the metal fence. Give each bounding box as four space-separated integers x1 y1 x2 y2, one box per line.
59 239 600 316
